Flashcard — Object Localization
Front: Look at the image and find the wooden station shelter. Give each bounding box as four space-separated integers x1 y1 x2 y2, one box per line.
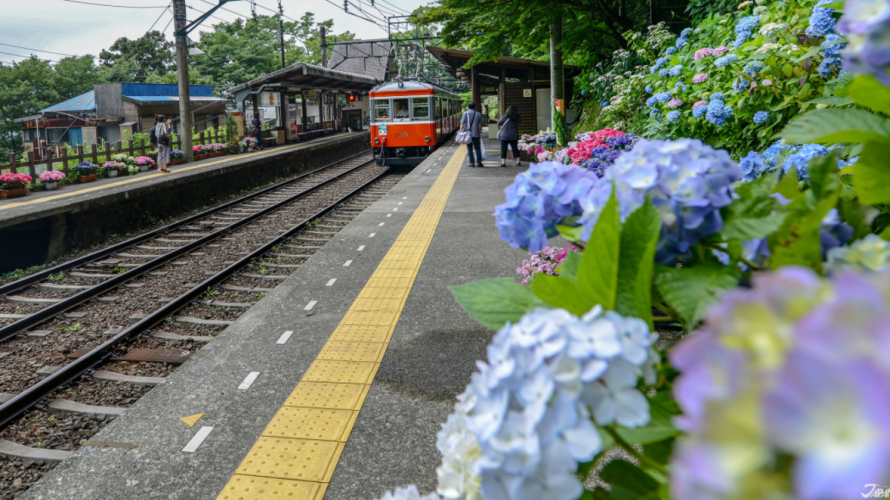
426 47 584 135
230 62 381 144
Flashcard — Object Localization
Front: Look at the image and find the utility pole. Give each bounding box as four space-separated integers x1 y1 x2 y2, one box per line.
320 26 327 68
550 15 564 131
174 0 193 162
278 0 286 69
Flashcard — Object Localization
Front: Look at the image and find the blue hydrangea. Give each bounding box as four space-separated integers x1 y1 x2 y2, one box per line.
582 135 640 177
733 78 750 92
838 0 890 85
681 28 693 37
710 92 725 102
655 91 673 103
669 64 683 77
744 60 765 75
807 0 837 36
692 105 709 119
785 143 831 179
821 33 847 58
666 47 678 56
658 68 670 77
600 101 609 107
734 15 761 48
667 110 681 122
715 54 739 67
646 96 658 107
740 151 768 181
754 111 770 125
653 57 667 71
675 82 687 93
743 140 850 181
585 139 743 263
819 57 843 77
706 100 733 126
676 37 687 49
645 85 654 93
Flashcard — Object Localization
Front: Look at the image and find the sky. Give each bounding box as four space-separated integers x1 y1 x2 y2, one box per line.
0 0 433 65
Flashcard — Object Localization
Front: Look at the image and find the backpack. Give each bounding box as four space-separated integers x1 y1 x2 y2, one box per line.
159 129 170 146
149 127 158 146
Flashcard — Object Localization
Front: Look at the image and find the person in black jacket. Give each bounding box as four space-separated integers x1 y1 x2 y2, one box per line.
497 105 521 167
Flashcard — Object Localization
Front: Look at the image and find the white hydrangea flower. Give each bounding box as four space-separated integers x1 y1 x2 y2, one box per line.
756 43 781 53
377 485 443 500
826 234 890 273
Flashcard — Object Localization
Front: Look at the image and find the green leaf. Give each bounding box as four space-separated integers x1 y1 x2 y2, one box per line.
721 212 788 241
449 278 547 330
654 264 739 327
558 250 582 281
803 96 855 107
643 438 675 466
773 168 803 200
557 224 584 243
769 192 838 273
599 460 661 500
849 75 890 115
779 108 890 145
854 141 890 205
793 45 822 63
807 151 841 199
840 174 856 201
578 188 620 311
615 199 661 328
530 274 592 316
616 391 682 445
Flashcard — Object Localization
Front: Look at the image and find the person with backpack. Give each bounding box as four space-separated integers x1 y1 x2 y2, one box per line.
497 105 521 168
460 102 483 167
252 114 263 150
154 114 171 172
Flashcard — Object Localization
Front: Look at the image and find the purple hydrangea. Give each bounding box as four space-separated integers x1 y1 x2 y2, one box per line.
670 267 890 500
667 98 684 108
837 0 890 85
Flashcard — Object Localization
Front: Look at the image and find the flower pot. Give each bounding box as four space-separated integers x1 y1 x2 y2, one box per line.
45 182 58 191
170 158 183 165
195 154 208 161
138 164 148 172
79 174 98 184
108 170 119 178
0 188 27 199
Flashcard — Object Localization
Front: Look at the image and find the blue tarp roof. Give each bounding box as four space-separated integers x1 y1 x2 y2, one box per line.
121 82 213 97
42 91 95 114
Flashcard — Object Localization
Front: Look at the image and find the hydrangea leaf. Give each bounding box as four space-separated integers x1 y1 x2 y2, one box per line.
807 151 841 199
449 278 547 330
558 250 582 281
778 108 890 145
849 75 890 115
722 212 788 241
769 193 838 273
773 167 804 200
615 390 682 445
643 438 675 466
853 141 890 205
723 172 789 240
615 198 661 328
599 460 662 500
654 264 739 327
578 189 620 311
530 273 592 316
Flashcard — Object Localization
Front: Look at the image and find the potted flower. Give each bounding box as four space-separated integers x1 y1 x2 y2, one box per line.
75 162 99 183
102 160 127 178
146 150 158 168
193 145 208 161
0 172 32 198
170 150 184 165
241 136 258 151
39 170 65 190
228 141 241 155
127 164 139 175
133 156 155 172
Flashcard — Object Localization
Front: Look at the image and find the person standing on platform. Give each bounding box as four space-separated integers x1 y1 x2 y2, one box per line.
460 102 483 168
252 114 263 150
155 115 171 173
497 105 521 168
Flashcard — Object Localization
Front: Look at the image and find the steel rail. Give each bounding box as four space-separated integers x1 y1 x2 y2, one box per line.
0 169 390 428
0 157 378 343
0 150 372 297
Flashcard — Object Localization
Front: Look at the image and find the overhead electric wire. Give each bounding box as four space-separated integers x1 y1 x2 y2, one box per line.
252 0 297 21
322 0 386 30
147 1 173 33
377 0 412 15
347 0 388 24
0 50 56 62
0 43 75 57
63 0 168 8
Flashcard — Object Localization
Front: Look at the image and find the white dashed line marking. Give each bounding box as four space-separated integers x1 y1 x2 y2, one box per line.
378 222 385 226
392 208 398 211
276 330 294 344
398 202 403 205
369 233 376 238
344 260 353 267
182 426 214 453
326 278 337 286
386 214 392 217
238 371 261 390
357 245 365 251
304 300 317 311
403 197 407 199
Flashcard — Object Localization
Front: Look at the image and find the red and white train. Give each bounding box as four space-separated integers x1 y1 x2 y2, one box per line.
369 80 462 166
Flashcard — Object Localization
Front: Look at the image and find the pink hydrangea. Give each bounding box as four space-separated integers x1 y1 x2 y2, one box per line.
133 156 156 166
692 100 709 109
712 46 730 56
667 98 684 108
516 245 579 285
694 48 715 59
38 170 65 182
762 79 773 86
692 73 709 83
591 128 625 140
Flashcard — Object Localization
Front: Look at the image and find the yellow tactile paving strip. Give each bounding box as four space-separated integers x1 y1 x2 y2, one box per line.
0 133 351 211
216 146 466 500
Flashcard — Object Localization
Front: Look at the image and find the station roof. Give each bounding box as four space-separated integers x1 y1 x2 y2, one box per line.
327 40 395 81
229 62 382 94
426 47 584 81
122 95 228 106
42 91 96 114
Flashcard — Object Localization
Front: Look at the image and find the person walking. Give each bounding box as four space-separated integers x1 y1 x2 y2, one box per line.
252 114 263 150
155 115 171 173
497 105 521 168
460 102 483 167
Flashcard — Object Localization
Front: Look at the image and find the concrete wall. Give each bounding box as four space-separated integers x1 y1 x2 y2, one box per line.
0 133 371 273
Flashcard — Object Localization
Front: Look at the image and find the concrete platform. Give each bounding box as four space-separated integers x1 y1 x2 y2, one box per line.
0 132 370 273
20 137 527 500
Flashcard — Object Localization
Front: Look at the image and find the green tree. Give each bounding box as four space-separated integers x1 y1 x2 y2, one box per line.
0 57 61 158
99 31 175 82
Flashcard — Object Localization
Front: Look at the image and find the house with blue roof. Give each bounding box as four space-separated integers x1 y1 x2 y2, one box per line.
15 82 228 158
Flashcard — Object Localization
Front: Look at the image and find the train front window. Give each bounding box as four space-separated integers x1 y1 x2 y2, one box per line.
393 98 410 121
412 97 430 120
373 99 391 122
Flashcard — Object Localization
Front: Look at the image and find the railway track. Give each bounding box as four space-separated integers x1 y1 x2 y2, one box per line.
0 150 403 495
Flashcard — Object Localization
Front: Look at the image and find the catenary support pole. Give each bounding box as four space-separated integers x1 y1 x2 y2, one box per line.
174 0 193 162
550 15 564 131
278 0 286 69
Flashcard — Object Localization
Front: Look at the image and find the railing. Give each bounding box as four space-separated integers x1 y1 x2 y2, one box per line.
1 127 235 179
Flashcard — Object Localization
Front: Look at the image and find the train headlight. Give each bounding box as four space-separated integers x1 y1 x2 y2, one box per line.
425 135 430 143
374 137 380 144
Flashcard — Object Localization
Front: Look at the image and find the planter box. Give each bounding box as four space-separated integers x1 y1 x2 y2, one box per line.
79 174 98 184
520 151 532 162
194 154 208 161
108 170 119 178
170 158 183 165
45 182 59 191
0 188 27 199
